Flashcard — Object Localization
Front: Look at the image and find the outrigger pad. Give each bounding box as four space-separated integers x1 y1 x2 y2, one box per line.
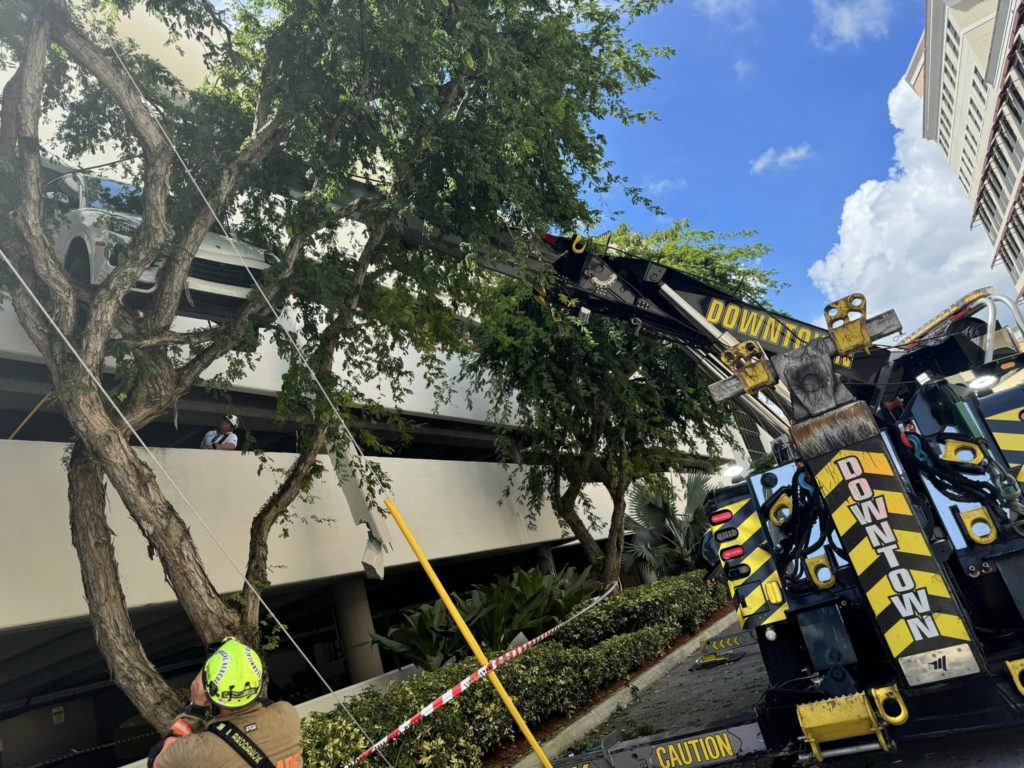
699 629 757 656
693 650 747 670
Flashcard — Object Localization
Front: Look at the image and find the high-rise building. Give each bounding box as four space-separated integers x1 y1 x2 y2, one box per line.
910 1 1024 293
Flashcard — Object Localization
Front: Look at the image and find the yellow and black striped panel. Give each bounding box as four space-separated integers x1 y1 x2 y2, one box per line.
709 493 788 629
979 389 1024 482
810 436 980 687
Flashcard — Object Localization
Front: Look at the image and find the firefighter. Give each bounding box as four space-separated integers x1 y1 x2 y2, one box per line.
147 637 301 768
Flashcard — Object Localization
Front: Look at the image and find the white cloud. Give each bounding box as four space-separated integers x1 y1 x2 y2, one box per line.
734 57 754 80
691 0 756 23
750 143 812 174
809 82 1014 332
811 0 893 48
643 177 688 196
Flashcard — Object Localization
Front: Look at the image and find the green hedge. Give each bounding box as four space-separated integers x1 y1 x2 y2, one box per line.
556 571 727 648
302 572 727 768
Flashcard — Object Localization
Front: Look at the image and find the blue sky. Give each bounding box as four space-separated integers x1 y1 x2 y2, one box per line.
595 0 1007 328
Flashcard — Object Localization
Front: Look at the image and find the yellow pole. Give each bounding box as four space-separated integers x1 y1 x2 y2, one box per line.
384 498 554 768
9 391 50 439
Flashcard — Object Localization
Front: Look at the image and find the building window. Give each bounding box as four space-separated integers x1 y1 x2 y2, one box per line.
944 62 958 87
734 412 767 460
965 128 978 153
979 207 998 245
969 101 984 131
1002 126 1024 169
947 18 961 47
959 171 971 193
942 90 955 115
1013 38 1024 78
972 68 987 109
1005 98 1024 129
992 143 1012 180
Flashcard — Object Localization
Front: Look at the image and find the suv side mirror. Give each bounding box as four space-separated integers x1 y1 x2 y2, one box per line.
45 190 69 205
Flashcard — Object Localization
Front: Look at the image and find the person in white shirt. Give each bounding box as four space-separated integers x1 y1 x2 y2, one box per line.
200 415 239 451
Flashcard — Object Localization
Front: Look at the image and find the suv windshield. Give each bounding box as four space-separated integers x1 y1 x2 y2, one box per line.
83 176 144 216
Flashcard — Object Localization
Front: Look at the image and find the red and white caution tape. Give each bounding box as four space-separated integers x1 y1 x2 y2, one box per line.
344 584 617 766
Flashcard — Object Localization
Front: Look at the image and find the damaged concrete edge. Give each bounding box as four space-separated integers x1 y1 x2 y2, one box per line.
508 612 741 768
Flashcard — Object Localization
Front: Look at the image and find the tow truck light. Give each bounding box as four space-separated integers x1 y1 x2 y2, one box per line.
710 510 733 525
721 545 745 561
727 564 751 580
715 527 739 543
969 374 998 390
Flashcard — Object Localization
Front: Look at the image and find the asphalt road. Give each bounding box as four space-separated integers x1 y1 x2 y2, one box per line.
579 628 1024 768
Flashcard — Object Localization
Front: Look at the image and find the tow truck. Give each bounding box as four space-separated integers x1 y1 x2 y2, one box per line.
478 233 1024 766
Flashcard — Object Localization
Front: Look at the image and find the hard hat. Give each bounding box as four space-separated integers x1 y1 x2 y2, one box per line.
202 637 264 709
224 414 239 428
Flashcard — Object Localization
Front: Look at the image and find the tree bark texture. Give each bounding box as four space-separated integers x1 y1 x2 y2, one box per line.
239 423 328 637
60 384 235 644
601 427 629 584
553 483 604 566
67 442 180 730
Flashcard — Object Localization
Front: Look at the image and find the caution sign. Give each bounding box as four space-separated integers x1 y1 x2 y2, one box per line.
810 436 980 686
708 490 787 629
653 732 739 767
552 723 766 768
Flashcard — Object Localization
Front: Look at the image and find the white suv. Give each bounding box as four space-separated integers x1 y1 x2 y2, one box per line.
46 171 278 318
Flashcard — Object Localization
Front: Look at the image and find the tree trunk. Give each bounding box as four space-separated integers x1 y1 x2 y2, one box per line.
602 488 628 584
554 491 604 565
67 442 180 730
238 222 385 639
61 384 235 644
239 422 329 639
601 427 629 585
534 545 556 575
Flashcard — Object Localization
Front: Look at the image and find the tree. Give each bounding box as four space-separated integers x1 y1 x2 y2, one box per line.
0 0 669 728
465 221 779 584
623 471 716 583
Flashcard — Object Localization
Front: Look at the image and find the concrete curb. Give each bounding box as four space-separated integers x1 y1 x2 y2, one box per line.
508 612 740 768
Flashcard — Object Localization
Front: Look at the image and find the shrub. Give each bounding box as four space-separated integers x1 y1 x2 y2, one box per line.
302 572 727 767
624 472 717 578
556 570 726 649
371 565 598 669
456 565 598 650
368 600 469 672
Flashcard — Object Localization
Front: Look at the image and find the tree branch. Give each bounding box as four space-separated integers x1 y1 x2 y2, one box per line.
144 115 290 332
67 442 179 730
8 16 79 334
118 325 217 349
44 0 175 367
0 65 24 157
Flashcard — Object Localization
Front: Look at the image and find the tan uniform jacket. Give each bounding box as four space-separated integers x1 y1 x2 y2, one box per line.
153 701 302 768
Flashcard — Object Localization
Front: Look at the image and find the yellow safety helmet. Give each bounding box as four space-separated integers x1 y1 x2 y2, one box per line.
202 637 265 709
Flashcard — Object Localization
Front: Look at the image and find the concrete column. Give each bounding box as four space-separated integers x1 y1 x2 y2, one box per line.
333 576 384 683
534 544 556 574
